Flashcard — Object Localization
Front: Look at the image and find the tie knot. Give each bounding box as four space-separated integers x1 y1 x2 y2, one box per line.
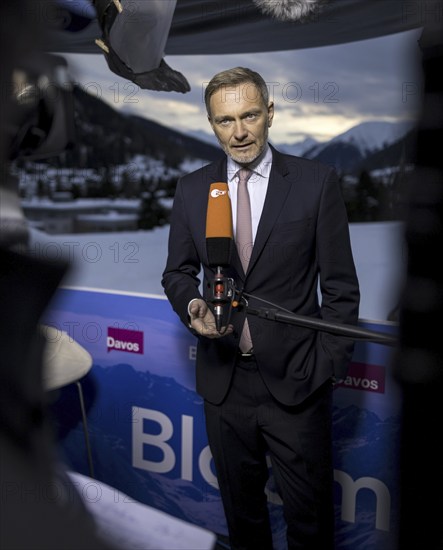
238 168 252 185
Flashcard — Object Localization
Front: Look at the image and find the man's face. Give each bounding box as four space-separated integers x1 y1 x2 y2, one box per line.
208 82 274 166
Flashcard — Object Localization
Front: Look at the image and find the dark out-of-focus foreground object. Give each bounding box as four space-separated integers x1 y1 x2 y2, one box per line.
393 2 443 548
46 0 425 56
0 3 115 549
7 52 76 161
92 0 190 93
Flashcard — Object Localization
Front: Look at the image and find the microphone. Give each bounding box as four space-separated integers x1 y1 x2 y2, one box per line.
205 182 235 332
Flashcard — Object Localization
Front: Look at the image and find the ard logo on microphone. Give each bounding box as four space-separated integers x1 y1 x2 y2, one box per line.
211 188 227 198
107 327 144 354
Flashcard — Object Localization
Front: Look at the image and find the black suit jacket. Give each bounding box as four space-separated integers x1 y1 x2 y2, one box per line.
162 145 360 406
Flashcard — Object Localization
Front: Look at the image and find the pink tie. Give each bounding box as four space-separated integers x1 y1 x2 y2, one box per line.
236 168 253 353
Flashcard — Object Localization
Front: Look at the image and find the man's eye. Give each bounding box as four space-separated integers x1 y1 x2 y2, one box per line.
219 119 231 126
246 113 257 120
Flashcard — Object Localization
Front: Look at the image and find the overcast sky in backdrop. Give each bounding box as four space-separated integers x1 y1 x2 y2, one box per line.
62 27 423 144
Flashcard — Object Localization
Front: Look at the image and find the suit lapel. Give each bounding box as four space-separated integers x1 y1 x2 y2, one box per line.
205 157 226 184
247 148 291 276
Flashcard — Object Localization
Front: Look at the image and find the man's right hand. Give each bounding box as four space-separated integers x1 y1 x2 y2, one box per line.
188 299 233 338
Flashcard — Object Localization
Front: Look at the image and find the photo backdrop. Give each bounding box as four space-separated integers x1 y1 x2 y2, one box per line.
44 287 401 550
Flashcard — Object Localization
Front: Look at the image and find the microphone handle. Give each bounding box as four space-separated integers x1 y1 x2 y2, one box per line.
214 304 223 332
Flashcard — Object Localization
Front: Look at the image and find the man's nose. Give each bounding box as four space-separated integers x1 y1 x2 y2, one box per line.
233 120 248 140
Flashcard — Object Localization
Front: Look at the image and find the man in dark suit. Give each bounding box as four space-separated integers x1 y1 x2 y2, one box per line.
162 67 360 550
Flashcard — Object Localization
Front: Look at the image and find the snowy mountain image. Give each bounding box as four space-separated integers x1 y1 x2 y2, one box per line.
278 119 416 174
16 84 417 234
307 120 415 157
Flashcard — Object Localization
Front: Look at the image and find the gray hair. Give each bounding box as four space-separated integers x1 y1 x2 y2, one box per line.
204 67 270 117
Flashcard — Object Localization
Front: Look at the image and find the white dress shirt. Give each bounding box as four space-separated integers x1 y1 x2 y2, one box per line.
227 144 272 242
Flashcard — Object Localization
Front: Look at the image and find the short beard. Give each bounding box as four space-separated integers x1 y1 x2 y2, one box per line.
226 147 262 166
220 129 268 166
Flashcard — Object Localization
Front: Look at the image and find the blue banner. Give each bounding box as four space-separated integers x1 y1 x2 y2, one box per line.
43 287 401 550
